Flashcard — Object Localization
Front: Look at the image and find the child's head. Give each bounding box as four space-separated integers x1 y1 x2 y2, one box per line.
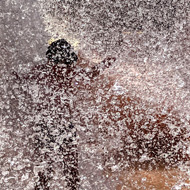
46 38 78 65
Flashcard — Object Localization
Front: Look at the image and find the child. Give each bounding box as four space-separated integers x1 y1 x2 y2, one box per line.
12 38 116 189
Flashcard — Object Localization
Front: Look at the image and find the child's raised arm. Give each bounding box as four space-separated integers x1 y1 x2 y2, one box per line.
85 57 116 80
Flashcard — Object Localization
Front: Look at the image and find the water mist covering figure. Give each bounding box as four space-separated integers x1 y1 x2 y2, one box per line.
12 38 116 189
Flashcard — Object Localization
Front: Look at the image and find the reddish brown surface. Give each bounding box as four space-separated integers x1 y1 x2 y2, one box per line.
115 168 190 190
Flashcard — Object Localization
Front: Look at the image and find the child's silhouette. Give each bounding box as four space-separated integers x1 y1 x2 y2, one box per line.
12 38 116 190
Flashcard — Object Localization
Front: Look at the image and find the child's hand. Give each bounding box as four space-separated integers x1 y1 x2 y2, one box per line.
100 57 116 69
88 57 116 79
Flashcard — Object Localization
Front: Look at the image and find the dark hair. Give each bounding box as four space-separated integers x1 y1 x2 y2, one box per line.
46 39 78 64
